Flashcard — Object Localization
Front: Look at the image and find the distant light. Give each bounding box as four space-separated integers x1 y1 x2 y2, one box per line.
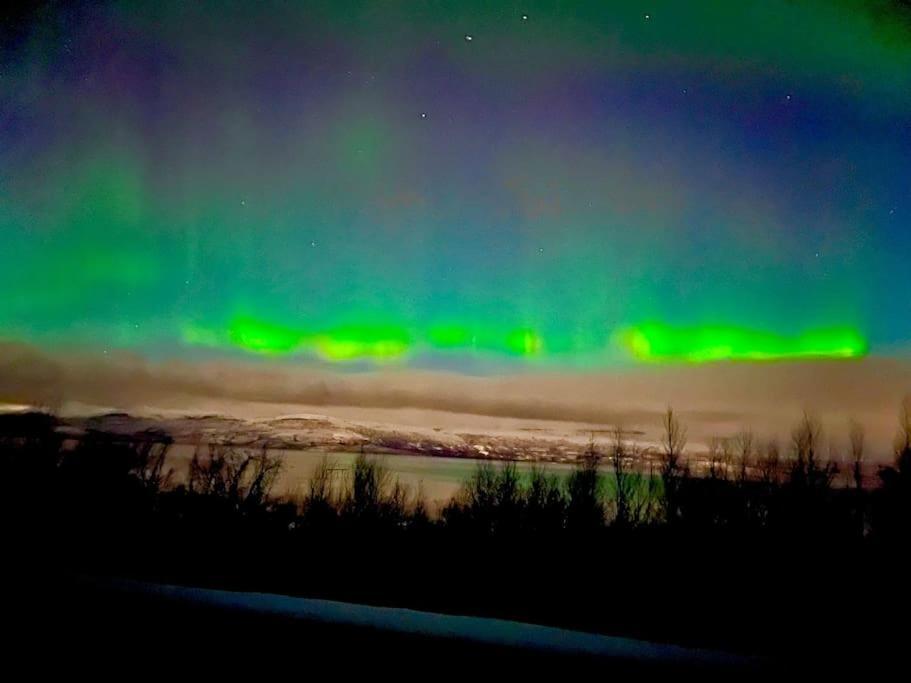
420 112 427 118
522 15 528 21
464 34 473 41
644 14 651 20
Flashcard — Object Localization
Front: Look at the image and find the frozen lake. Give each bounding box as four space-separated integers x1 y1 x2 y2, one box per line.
166 445 589 507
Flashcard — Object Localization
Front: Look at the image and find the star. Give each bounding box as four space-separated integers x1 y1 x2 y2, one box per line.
420 112 427 119
522 15 528 21
644 14 651 20
464 34 473 42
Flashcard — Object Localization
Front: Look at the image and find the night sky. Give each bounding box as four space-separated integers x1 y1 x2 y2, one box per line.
2 1 910 370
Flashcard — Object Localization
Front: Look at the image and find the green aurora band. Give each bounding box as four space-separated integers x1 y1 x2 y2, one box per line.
620 323 868 364
183 317 545 362
2 1 908 369
180 316 867 365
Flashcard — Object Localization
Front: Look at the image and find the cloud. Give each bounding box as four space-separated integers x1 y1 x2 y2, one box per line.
3 340 910 458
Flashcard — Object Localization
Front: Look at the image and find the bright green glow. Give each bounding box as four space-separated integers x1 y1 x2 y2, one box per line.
312 324 411 361
183 317 555 361
228 317 306 354
181 317 870 364
193 317 413 361
505 328 544 356
620 323 868 363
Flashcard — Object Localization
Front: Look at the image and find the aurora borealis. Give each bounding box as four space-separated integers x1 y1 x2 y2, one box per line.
2 1 910 369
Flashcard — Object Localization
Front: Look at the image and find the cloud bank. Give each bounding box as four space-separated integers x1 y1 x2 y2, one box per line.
3 341 910 458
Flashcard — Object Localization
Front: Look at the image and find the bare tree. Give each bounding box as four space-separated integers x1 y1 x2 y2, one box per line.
790 412 836 491
186 440 282 511
410 482 431 529
661 407 688 464
566 436 603 533
735 428 754 483
525 466 566 534
721 437 735 481
343 453 392 522
610 427 633 528
792 412 822 468
848 420 867 538
244 444 283 509
756 439 781 486
132 435 173 494
849 420 865 492
707 437 725 481
308 456 334 505
659 406 688 524
755 438 781 528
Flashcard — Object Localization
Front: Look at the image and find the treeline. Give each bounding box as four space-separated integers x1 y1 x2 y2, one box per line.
292 405 911 543
3 403 911 543
3 404 911 657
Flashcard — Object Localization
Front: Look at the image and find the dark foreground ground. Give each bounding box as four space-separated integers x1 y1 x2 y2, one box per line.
3 557 904 678
3 411 911 676
4 573 778 677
